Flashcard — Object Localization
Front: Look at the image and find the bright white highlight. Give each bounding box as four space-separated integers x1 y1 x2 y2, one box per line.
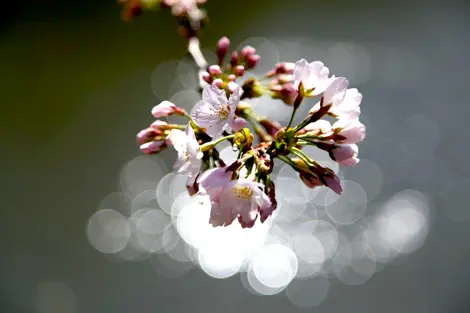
87 209 130 254
364 189 430 261
250 244 298 291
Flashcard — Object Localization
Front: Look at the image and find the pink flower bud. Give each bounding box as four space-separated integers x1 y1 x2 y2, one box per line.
279 84 298 105
234 65 245 76
240 45 256 58
299 172 323 189
329 144 359 166
227 74 236 81
140 140 166 154
324 173 342 195
137 127 157 145
230 51 239 67
216 36 230 62
208 64 222 76
231 117 247 132
151 101 185 118
246 54 260 69
212 78 224 88
150 120 170 131
201 71 211 83
330 144 357 161
277 74 293 84
275 62 295 74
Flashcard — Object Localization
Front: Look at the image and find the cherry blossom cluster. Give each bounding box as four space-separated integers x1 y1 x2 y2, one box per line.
123 0 367 228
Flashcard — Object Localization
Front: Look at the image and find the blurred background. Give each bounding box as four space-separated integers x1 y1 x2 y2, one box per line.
2 0 470 312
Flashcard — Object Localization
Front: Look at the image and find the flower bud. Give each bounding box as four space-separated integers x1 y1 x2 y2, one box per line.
234 65 245 76
151 100 185 118
150 120 170 132
322 169 342 194
231 117 248 132
277 74 293 84
275 62 295 74
230 51 239 67
136 126 169 154
299 172 323 189
137 127 158 145
246 54 260 69
227 74 237 81
240 45 256 58
208 64 222 76
216 36 230 63
330 144 359 166
271 84 298 105
212 78 224 88
201 71 211 83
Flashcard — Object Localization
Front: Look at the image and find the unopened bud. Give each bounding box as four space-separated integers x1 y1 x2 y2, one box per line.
212 78 224 88
231 117 248 132
277 74 293 84
150 120 170 131
201 71 211 83
322 169 342 194
299 171 323 189
275 62 295 74
230 51 239 67
208 65 223 76
151 100 185 118
227 74 237 81
240 45 256 58
234 65 245 76
274 84 298 105
216 36 230 63
137 127 158 145
246 54 260 69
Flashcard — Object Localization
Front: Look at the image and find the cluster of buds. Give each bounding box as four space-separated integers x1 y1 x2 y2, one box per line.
118 0 207 38
200 37 261 94
136 46 366 228
124 2 367 229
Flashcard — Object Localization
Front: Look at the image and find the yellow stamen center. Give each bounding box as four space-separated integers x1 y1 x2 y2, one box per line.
232 185 253 200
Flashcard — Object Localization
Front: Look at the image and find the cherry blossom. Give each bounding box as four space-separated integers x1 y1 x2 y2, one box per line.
292 58 331 96
191 85 242 137
169 124 203 184
332 119 367 144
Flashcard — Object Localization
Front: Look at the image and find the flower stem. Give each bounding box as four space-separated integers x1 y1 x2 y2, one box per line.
286 107 297 130
243 112 273 142
200 134 235 152
188 37 207 69
278 155 296 167
290 147 313 166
